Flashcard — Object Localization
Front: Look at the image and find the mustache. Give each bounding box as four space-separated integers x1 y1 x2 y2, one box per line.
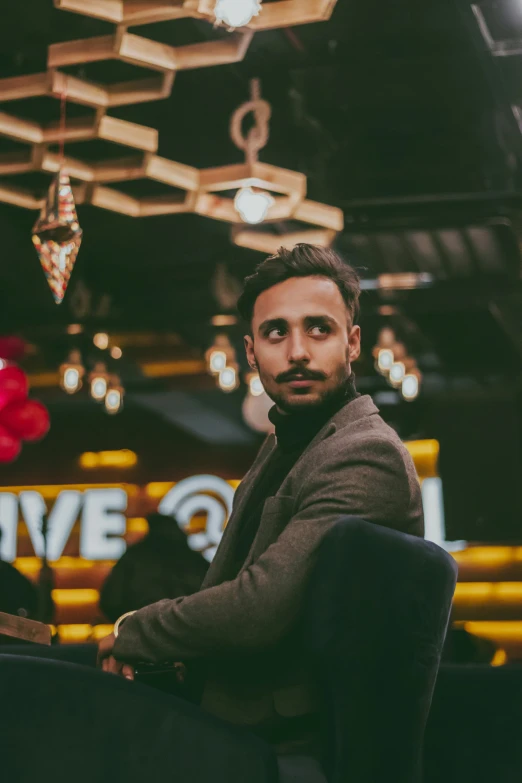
277 368 327 383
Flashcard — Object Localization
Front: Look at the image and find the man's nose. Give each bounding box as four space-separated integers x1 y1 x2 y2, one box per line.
287 331 310 364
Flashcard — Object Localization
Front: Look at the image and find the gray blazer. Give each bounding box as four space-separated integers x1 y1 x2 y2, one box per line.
114 395 424 729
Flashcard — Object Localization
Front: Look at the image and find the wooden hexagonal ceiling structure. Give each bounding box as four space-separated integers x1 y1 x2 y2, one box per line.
50 0 339 84
0 0 342 251
54 0 338 31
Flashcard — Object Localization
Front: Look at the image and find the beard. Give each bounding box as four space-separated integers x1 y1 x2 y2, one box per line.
262 361 353 415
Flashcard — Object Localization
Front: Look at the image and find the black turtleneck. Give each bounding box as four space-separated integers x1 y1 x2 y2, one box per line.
229 375 359 578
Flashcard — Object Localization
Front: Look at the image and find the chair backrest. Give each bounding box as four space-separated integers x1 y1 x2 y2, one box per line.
303 517 458 783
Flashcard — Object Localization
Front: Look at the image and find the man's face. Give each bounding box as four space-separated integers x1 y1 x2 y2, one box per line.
244 275 361 413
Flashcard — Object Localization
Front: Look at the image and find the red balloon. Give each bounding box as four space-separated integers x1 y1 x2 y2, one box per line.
1 399 50 442
0 366 28 411
0 336 26 361
0 423 21 463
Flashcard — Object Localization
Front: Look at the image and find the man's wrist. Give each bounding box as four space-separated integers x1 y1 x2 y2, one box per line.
114 610 136 638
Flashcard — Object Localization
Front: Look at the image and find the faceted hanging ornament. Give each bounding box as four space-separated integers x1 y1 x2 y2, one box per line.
32 170 82 305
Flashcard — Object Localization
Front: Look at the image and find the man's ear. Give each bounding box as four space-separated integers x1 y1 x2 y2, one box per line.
348 325 361 363
244 334 256 369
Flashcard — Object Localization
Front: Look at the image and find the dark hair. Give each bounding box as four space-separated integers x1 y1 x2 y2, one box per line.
237 244 360 328
147 512 185 538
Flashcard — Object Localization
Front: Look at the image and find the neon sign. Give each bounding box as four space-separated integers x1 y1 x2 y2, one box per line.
158 475 235 562
0 488 127 563
0 475 235 564
0 474 459 564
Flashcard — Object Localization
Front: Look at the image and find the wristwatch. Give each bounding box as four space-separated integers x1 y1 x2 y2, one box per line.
114 610 136 638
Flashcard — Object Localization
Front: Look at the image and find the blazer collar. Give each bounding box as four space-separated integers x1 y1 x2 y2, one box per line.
325 394 379 434
230 395 379 522
201 395 378 589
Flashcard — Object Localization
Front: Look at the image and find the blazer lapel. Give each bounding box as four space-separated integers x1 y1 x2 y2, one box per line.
201 395 378 589
201 433 277 589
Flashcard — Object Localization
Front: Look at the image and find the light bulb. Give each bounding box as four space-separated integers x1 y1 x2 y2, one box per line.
63 367 80 393
234 187 274 224
91 377 107 401
377 348 394 373
110 346 122 359
402 374 419 401
60 350 84 394
219 366 238 392
214 0 262 29
249 374 264 397
389 362 406 387
93 333 109 350
0 359 5 370
105 388 123 414
209 350 227 374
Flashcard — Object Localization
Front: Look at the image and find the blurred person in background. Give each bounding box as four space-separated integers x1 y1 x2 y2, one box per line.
0 528 38 621
99 512 208 623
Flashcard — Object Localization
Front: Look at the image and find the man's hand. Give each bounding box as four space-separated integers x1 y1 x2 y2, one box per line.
97 631 115 667
97 632 135 680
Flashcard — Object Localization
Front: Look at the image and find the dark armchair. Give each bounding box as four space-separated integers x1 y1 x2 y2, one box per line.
0 517 457 783
304 516 458 783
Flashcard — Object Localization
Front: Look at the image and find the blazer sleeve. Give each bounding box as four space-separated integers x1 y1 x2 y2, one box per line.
112 436 413 663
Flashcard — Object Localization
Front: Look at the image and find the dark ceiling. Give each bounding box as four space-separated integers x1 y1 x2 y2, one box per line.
0 0 521 468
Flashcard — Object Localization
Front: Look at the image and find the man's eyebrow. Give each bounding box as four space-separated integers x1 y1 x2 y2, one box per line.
303 315 337 327
258 317 287 335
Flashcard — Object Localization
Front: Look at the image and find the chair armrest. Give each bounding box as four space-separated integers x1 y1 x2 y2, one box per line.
0 612 51 645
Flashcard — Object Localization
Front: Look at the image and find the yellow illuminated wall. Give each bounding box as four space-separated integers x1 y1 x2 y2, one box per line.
2 442 521 659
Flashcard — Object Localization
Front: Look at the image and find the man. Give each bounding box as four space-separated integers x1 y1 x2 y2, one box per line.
98 244 424 773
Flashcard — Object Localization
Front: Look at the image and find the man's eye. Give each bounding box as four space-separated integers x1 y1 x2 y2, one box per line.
268 328 286 339
310 325 330 335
